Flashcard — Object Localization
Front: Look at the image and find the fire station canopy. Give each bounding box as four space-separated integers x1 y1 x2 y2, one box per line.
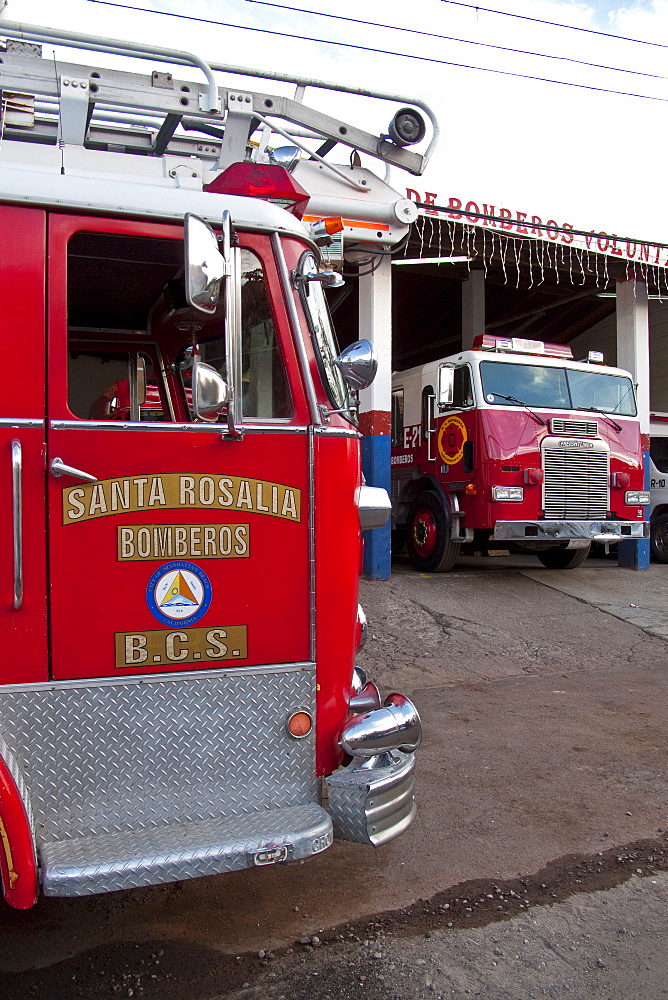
333 211 668 371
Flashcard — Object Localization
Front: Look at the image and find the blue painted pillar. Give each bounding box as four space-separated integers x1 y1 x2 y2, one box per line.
361 436 392 579
616 279 650 571
358 256 392 580
618 451 651 569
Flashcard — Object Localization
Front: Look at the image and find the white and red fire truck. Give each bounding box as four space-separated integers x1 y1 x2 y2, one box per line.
391 334 649 572
0 22 436 908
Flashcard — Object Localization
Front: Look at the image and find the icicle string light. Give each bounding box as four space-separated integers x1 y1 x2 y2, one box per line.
410 217 668 297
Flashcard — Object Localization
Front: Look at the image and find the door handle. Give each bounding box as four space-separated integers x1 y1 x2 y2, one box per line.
50 458 98 483
11 440 22 610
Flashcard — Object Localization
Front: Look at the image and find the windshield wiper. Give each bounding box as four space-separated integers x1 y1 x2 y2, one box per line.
490 393 546 426
588 406 622 433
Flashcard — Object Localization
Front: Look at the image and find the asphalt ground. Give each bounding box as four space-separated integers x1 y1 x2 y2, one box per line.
2 552 668 998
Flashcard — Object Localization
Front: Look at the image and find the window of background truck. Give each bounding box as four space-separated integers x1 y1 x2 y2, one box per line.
421 385 434 439
481 361 636 416
297 250 352 416
391 388 404 446
453 365 474 407
566 369 636 416
481 361 570 409
651 437 668 473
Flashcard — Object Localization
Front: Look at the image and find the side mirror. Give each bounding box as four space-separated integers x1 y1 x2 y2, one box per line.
184 214 228 315
438 364 454 408
193 361 229 421
333 340 377 391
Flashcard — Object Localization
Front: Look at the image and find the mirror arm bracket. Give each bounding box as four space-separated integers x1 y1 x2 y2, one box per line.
319 403 358 423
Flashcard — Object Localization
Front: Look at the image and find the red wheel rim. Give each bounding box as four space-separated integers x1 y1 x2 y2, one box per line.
411 508 437 557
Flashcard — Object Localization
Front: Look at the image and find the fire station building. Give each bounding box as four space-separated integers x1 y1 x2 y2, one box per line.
334 195 665 579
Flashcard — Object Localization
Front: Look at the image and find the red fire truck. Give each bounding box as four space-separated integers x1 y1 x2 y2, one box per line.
391 334 649 572
0 23 435 908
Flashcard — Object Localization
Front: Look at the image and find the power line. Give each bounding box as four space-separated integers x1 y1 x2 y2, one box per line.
440 0 668 52
232 0 668 85
84 0 668 104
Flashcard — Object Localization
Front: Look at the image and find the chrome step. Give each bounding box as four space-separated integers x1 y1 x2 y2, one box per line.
41 803 332 897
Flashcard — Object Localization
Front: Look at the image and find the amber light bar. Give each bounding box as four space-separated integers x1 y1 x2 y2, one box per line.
473 334 573 359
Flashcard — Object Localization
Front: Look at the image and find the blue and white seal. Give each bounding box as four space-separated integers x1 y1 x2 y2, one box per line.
146 560 212 627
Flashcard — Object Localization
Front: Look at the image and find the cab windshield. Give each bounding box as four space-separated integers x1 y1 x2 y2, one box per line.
480 361 637 416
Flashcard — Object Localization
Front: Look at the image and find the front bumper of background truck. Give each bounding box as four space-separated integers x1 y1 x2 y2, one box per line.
326 683 422 847
493 519 649 543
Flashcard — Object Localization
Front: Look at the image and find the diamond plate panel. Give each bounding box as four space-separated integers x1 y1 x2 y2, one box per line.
0 666 317 844
42 802 332 897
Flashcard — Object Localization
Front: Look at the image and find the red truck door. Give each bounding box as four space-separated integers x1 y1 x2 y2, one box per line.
46 214 310 681
0 207 48 685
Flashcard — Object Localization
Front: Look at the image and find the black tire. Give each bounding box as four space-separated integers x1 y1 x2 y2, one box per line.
536 543 591 569
406 492 459 573
650 513 668 563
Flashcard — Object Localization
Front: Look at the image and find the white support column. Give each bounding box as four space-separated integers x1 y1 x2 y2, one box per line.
358 255 393 579
616 278 650 571
359 255 392 429
616 279 650 433
462 269 485 350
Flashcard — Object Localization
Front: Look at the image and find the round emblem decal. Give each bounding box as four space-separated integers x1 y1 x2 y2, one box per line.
146 560 212 627
437 415 468 465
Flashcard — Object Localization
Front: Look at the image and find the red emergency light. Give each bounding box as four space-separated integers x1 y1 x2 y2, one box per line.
472 334 573 359
205 162 310 219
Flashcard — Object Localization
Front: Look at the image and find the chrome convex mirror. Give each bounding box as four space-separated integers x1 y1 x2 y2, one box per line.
184 213 228 315
194 361 229 421
437 363 454 408
333 340 377 391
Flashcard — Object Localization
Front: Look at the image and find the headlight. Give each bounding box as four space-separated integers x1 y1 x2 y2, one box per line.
625 491 650 505
492 486 524 501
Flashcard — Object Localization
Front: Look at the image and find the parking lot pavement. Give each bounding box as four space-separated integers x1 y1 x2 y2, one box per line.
3 555 668 999
521 559 668 640
222 869 668 1000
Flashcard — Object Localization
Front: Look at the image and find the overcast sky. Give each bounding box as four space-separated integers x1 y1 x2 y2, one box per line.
4 0 668 244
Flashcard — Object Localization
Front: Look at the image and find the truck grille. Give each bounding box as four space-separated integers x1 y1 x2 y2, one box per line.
543 446 609 519
550 418 598 437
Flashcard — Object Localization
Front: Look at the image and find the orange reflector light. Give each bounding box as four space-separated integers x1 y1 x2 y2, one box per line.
465 483 477 495
287 711 313 739
323 216 344 235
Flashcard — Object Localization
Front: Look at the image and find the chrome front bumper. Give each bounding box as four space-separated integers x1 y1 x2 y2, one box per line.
326 680 421 847
326 751 416 847
493 519 649 543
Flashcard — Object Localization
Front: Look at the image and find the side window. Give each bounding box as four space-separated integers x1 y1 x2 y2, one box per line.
453 365 474 408
197 249 292 420
67 235 292 423
650 437 668 473
241 249 291 419
70 349 164 420
421 385 434 439
67 232 181 423
391 388 404 447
